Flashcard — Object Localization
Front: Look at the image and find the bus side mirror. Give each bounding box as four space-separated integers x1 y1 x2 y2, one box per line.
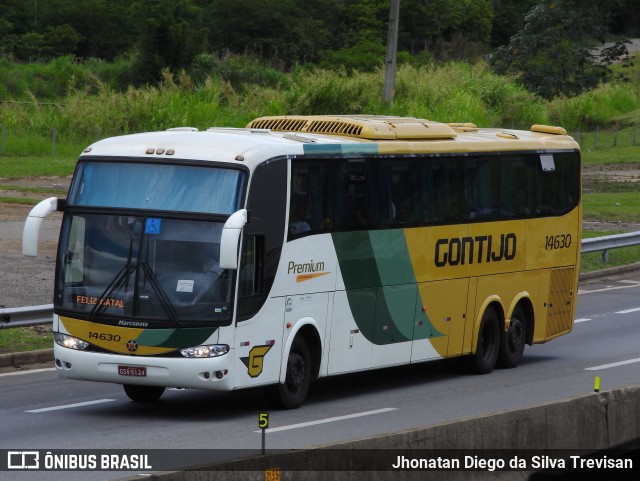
23 197 64 257
219 209 247 270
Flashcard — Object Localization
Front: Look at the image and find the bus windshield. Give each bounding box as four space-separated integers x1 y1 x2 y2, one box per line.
68 161 244 214
55 161 246 326
57 214 233 325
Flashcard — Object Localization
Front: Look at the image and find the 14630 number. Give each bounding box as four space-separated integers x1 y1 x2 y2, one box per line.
545 234 572 250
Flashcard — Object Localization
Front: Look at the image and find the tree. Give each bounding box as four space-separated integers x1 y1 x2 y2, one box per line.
131 0 208 84
207 0 340 67
34 0 137 61
489 0 538 48
398 0 494 60
488 0 630 99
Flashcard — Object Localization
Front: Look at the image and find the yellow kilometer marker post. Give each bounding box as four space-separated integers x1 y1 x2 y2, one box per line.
259 412 269 454
594 376 601 393
259 413 281 481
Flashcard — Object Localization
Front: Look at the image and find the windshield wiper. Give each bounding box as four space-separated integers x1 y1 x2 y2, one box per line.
90 239 135 320
140 262 181 326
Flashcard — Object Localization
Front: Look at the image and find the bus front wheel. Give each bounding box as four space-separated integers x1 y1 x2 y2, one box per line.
470 307 500 374
123 384 166 402
268 337 311 409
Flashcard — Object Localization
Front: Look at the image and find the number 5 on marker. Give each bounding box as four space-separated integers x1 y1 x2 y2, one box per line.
259 412 269 429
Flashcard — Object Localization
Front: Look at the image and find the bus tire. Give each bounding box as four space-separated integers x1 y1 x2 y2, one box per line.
268 337 311 410
469 306 500 374
123 384 165 402
499 305 527 368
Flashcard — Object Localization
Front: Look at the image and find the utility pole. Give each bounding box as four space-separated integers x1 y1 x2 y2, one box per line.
382 0 400 106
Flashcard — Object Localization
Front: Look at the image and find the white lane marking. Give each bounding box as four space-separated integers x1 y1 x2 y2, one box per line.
255 408 397 434
26 399 117 413
0 367 56 378
586 358 640 371
574 318 591 323
615 307 640 314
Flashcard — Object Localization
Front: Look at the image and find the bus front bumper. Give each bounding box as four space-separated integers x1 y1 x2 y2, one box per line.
53 344 234 391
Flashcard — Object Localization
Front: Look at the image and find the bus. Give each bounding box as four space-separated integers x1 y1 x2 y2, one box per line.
23 115 581 408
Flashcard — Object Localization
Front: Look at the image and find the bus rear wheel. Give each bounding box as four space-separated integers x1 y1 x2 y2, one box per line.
123 384 166 402
268 337 311 410
499 305 527 368
470 307 500 374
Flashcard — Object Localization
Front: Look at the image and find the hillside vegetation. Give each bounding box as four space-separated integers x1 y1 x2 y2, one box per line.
0 57 639 158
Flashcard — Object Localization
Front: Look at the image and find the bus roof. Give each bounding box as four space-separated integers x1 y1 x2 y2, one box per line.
247 115 579 152
81 115 579 168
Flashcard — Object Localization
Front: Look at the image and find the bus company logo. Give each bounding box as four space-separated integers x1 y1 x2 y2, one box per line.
240 345 273 378
287 260 330 283
7 451 39 470
126 340 139 352
434 233 517 267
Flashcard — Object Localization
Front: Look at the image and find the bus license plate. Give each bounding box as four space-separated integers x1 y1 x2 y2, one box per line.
118 365 147 377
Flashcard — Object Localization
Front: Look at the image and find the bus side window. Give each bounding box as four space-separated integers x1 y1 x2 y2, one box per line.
289 193 311 235
380 158 419 227
423 156 468 224
468 157 499 221
535 152 580 216
337 159 378 230
289 160 334 239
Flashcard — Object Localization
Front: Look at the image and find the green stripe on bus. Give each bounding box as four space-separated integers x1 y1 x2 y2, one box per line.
332 230 442 345
369 230 415 342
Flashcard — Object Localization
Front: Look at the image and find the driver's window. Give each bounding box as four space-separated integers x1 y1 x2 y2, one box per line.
236 235 264 321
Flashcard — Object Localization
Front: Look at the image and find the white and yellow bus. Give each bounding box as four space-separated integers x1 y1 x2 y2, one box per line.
23 116 581 408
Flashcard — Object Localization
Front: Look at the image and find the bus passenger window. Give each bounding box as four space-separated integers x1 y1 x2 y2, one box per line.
289 194 311 235
337 159 378 230
380 158 419 227
423 157 467 224
289 159 334 239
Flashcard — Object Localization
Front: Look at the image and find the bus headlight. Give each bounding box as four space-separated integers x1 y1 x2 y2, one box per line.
54 332 89 350
180 344 229 358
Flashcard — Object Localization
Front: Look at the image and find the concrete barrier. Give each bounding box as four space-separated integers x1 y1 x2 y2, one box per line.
113 384 640 481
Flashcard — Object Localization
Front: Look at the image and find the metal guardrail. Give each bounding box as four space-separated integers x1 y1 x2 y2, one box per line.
1 231 639 329
0 304 54 329
581 230 640 262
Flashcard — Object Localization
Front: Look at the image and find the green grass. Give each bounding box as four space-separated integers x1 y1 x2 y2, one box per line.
0 327 52 354
576 128 640 151
0 197 40 205
0 185 63 194
0 155 78 178
582 192 640 223
0 183 67 205
581 145 640 166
